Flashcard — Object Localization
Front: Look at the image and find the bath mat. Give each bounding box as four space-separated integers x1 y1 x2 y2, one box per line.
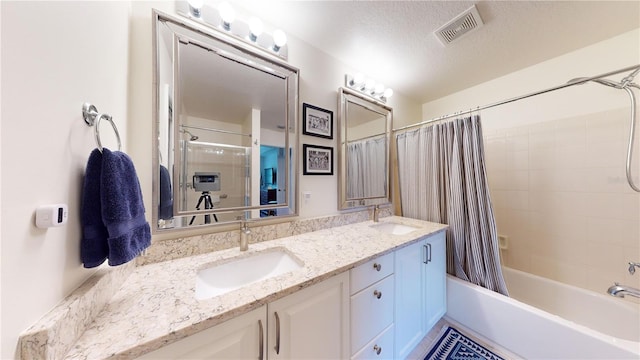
424 326 505 360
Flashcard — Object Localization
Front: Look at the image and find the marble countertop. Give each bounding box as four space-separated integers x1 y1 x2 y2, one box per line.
65 216 447 359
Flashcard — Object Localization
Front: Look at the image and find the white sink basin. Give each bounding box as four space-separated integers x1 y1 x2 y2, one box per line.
195 249 304 300
370 222 419 235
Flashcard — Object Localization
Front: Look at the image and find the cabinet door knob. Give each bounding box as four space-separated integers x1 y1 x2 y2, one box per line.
373 263 382 271
373 344 382 355
373 290 382 299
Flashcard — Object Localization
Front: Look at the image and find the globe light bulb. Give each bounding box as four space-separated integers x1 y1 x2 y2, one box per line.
273 30 287 52
352 73 365 87
248 17 263 42
188 0 204 18
374 83 385 95
384 88 394 98
219 2 235 31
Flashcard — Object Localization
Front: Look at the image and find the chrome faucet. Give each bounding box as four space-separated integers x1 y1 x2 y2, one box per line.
372 205 380 222
607 283 640 298
240 222 250 251
628 262 640 275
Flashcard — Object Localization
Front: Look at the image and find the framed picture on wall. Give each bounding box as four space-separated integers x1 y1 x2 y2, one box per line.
302 103 333 139
303 144 333 175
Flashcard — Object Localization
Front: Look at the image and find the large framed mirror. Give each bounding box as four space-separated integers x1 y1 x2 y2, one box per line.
152 10 299 232
338 88 392 210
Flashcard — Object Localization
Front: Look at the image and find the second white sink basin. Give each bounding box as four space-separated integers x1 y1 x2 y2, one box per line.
195 249 304 300
370 222 419 235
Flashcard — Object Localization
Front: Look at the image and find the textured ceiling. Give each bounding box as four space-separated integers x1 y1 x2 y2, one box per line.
231 0 640 103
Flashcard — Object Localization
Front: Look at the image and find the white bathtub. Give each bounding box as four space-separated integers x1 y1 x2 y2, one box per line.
446 271 640 359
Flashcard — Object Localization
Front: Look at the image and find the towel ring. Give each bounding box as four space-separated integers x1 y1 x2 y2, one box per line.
82 102 122 152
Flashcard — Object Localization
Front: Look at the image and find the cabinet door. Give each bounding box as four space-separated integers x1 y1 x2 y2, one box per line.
137 306 266 359
424 231 447 332
268 272 350 360
394 239 425 359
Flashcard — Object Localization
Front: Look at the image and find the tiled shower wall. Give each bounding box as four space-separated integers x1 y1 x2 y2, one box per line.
484 107 640 293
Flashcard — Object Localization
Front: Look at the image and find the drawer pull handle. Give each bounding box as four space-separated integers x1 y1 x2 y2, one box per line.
373 344 382 355
373 290 382 299
274 312 281 355
373 263 382 271
258 319 264 360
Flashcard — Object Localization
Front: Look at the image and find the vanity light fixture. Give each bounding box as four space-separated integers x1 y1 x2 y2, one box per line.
219 2 236 31
187 0 203 18
178 2 289 60
345 73 394 103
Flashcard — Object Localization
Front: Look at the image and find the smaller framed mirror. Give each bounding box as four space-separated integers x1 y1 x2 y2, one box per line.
338 87 392 210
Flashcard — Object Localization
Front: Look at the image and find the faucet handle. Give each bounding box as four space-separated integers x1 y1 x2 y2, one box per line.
629 262 640 275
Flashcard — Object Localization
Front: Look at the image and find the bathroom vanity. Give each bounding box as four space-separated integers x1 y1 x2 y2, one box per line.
43 217 447 359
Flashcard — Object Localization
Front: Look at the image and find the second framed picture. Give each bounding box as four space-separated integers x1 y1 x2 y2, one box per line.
303 144 333 175
303 103 333 139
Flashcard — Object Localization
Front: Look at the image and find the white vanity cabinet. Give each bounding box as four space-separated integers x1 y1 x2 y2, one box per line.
349 253 395 359
137 306 267 359
268 271 350 359
394 231 446 359
138 272 349 360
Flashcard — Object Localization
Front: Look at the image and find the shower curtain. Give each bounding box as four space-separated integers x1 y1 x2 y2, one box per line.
396 115 508 295
346 135 387 199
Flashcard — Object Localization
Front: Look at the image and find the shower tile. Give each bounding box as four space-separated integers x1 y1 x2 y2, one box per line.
530 255 558 280
504 190 529 210
552 168 590 193
487 169 508 190
506 134 529 152
586 241 624 271
586 217 640 247
529 169 555 191
554 143 588 169
529 147 555 170
554 117 586 148
529 130 555 149
586 111 626 144
555 263 588 288
583 167 630 193
585 140 626 168
506 170 529 191
585 192 639 221
506 150 529 170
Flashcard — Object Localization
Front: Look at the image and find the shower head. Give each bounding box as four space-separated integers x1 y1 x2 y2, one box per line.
182 129 199 141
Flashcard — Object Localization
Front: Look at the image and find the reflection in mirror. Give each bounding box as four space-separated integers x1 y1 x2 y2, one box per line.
153 11 298 232
338 88 392 210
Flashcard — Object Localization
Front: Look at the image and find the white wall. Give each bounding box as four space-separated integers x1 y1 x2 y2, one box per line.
419 29 640 295
0 2 131 358
0 1 419 356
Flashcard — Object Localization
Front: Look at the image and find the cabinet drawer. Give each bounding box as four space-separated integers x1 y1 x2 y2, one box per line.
350 275 394 354
351 324 394 360
350 252 394 295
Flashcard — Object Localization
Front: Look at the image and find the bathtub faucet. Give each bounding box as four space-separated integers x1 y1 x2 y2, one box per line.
628 261 640 275
607 283 640 298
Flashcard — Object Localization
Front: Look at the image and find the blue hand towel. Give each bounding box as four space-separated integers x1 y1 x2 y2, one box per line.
158 165 173 220
101 148 151 266
81 149 109 268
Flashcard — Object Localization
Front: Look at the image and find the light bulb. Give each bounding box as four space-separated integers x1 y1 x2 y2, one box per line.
384 88 394 98
219 2 235 30
374 83 385 95
248 17 263 42
188 0 204 18
364 79 375 92
273 30 287 52
352 73 365 87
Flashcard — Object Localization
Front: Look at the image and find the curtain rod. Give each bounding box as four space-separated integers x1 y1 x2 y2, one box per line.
393 64 640 132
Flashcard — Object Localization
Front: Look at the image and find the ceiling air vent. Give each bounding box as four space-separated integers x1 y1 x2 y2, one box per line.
434 5 484 46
